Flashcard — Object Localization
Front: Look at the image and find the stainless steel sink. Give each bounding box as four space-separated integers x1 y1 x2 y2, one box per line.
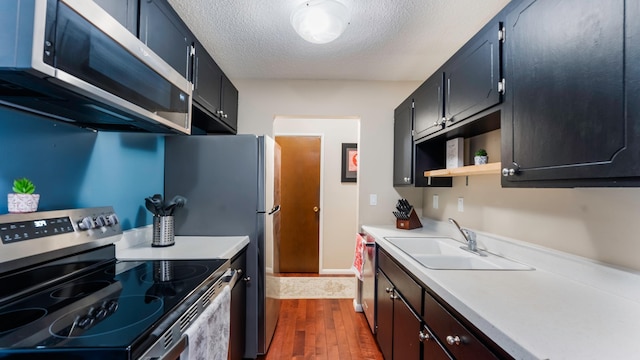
384 236 534 271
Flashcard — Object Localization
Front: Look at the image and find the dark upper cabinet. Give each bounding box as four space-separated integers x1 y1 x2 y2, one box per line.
221 74 239 131
139 0 193 80
413 20 503 142
394 96 452 187
413 74 444 140
191 41 238 134
444 20 502 125
501 0 640 186
93 0 138 35
393 97 414 186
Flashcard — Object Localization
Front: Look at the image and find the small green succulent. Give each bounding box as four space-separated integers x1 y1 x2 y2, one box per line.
474 149 487 157
12 178 35 194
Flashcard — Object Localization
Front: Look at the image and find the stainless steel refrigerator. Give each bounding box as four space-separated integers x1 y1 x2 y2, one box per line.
164 134 281 358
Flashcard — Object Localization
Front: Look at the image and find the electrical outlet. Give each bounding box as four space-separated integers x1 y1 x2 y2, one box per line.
369 194 377 206
432 195 439 209
457 197 464 212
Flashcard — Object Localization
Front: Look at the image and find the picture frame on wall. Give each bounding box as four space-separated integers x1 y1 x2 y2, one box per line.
341 143 357 183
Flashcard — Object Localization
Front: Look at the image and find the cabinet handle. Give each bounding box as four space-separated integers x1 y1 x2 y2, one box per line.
216 110 224 115
385 287 393 293
389 293 398 300
237 269 243 276
446 335 461 346
243 276 251 282
223 114 228 118
418 330 431 342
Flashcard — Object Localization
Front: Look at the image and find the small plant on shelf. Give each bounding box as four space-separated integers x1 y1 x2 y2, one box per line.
8 178 40 213
474 149 488 165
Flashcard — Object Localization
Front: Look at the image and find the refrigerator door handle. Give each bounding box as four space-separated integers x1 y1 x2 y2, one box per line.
268 205 281 215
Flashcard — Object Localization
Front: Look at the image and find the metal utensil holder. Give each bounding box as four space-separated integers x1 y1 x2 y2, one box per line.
152 216 175 247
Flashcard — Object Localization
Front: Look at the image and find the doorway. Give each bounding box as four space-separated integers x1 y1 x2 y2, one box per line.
275 136 321 273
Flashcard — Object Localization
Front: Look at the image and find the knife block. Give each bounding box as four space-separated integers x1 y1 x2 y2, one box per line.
396 208 422 230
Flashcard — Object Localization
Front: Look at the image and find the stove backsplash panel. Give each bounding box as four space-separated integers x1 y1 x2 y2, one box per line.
0 106 164 230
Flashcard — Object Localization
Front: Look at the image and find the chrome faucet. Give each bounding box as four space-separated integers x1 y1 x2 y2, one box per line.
448 218 485 256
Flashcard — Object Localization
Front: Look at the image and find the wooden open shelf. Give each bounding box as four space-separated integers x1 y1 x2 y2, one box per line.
423 162 501 177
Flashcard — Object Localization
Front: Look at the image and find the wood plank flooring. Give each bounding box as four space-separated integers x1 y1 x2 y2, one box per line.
260 299 384 360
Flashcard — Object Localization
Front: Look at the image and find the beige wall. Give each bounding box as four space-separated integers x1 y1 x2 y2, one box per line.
422 130 640 271
235 79 422 272
273 118 358 273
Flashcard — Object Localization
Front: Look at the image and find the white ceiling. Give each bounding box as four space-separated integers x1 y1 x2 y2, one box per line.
167 0 510 82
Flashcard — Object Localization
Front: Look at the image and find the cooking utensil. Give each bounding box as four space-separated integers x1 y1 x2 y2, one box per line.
145 197 159 216
167 195 187 216
150 194 164 216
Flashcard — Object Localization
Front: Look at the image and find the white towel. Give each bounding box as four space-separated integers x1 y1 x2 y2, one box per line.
181 285 231 360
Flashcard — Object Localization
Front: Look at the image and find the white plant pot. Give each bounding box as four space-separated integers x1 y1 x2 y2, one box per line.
8 193 40 213
474 155 488 165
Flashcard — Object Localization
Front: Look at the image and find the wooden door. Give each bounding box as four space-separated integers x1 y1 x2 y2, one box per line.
275 136 321 273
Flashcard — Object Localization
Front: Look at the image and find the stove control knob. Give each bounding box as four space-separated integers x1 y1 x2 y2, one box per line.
78 217 94 230
95 215 107 227
107 214 119 226
78 315 94 329
106 300 119 313
95 307 108 320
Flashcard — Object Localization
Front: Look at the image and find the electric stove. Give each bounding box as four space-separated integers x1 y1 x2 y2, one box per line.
0 207 232 359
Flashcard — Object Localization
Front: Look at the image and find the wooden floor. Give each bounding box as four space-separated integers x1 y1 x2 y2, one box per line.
260 299 384 360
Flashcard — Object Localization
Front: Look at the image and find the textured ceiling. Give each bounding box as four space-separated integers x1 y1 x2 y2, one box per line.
167 0 510 81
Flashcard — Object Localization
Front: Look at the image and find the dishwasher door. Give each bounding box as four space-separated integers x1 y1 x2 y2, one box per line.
361 240 377 333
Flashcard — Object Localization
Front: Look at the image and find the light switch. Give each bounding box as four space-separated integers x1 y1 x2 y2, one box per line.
369 194 377 206
432 195 439 209
457 197 464 212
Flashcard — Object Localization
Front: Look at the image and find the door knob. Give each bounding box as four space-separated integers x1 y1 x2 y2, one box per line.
313 206 319 213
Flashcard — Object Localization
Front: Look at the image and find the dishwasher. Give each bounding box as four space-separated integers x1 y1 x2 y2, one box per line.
361 233 377 333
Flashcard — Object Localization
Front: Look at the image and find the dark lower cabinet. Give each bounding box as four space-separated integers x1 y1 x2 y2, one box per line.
375 249 511 359
229 248 247 360
93 0 138 35
501 0 640 186
376 271 394 360
423 292 499 360
421 324 452 360
393 293 421 359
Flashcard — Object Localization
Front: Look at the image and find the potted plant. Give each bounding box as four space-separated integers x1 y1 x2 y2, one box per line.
8 178 39 213
474 149 488 165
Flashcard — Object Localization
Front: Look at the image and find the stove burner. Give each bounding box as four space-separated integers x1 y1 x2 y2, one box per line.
49 295 163 339
0 308 47 334
141 263 209 283
50 281 112 299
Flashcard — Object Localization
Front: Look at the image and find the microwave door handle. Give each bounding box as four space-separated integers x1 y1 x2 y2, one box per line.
268 205 280 215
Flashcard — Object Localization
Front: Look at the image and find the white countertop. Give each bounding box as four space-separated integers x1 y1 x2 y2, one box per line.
363 220 640 360
115 226 249 260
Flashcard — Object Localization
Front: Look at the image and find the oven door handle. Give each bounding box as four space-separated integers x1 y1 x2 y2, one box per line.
222 268 240 288
154 335 188 360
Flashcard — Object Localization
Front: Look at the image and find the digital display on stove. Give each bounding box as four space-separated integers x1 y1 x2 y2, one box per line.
0 217 74 244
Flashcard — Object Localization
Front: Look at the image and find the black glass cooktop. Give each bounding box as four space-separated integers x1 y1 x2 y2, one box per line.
0 256 227 356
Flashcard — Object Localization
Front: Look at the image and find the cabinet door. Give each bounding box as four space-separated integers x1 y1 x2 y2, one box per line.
393 293 421 360
444 21 501 124
421 324 452 360
501 0 636 186
93 0 138 34
413 73 444 140
230 250 247 360
376 271 394 360
192 41 223 116
393 98 414 186
221 74 239 131
139 0 193 79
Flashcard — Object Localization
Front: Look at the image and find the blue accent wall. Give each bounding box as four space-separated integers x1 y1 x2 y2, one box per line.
0 106 164 230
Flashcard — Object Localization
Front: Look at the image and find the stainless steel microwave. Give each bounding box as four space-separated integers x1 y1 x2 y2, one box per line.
0 0 192 134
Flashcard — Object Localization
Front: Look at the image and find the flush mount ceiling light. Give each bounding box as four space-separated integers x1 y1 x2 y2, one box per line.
290 0 351 44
